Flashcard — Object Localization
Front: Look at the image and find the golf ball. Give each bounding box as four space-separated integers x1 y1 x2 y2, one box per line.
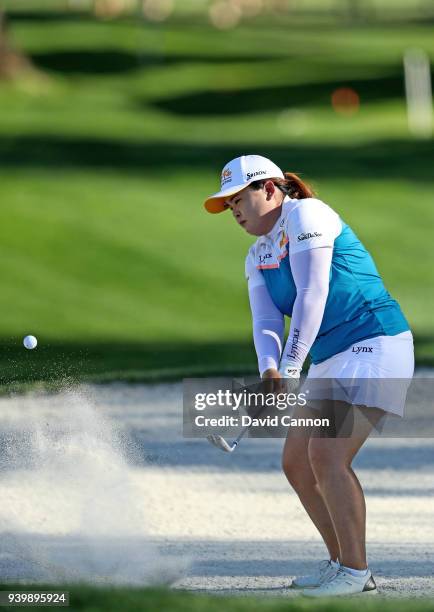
23 335 38 350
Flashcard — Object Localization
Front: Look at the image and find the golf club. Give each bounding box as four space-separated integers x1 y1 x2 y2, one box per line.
206 379 273 453
206 424 250 453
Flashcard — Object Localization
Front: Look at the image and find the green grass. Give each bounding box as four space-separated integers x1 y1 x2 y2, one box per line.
1 6 433 386
1 585 434 612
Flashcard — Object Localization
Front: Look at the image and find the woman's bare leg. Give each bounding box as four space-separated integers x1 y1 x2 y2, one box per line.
307 403 384 569
282 403 340 561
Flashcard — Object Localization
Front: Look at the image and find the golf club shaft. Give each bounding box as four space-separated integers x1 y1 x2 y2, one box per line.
227 394 271 449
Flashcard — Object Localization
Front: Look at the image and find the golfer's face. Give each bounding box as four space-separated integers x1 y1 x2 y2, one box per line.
226 185 268 236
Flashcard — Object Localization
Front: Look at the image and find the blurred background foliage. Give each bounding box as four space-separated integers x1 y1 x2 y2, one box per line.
0 0 433 386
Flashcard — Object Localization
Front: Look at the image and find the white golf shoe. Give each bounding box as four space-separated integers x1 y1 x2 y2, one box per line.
290 559 340 589
301 567 378 597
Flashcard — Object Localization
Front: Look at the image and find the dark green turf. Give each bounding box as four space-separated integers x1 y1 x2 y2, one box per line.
1 584 434 612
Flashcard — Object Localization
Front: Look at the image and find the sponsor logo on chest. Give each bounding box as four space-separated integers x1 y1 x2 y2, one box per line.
256 235 288 268
279 230 288 249
259 253 273 264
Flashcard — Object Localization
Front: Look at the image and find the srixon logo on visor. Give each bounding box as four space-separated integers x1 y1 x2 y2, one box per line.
246 170 267 180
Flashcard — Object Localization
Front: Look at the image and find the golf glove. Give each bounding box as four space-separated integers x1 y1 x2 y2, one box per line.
278 363 301 392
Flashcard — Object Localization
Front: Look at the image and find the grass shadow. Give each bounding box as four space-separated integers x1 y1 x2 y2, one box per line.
30 49 292 75
149 70 405 116
0 336 432 391
1 136 434 182
0 339 258 391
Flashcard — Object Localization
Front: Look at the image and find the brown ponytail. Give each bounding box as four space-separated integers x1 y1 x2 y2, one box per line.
273 172 315 199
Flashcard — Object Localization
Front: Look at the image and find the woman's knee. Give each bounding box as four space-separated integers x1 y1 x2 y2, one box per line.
308 439 341 482
281 441 313 489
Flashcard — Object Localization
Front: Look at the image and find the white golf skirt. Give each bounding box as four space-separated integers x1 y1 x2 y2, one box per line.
305 331 414 416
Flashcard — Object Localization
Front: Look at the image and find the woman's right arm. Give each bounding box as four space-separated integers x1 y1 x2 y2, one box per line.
246 251 284 378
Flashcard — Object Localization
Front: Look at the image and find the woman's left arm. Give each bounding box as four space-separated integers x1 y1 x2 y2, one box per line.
279 246 333 376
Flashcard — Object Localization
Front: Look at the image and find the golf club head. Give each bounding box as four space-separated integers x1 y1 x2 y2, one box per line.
206 434 236 453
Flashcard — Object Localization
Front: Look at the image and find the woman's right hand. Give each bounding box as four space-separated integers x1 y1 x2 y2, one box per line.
262 368 300 393
262 368 281 380
261 368 285 394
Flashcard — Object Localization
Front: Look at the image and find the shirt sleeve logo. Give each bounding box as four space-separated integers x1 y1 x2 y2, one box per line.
297 231 322 241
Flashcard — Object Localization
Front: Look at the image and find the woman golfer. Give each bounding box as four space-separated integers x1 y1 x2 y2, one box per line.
203 155 414 597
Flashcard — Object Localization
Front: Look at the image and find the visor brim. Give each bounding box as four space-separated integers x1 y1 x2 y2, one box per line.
203 183 248 214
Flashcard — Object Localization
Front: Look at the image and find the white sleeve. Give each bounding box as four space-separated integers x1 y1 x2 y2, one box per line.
280 247 332 372
248 285 285 376
246 250 284 376
287 199 341 255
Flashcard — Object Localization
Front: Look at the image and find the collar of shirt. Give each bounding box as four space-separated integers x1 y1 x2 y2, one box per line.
264 196 292 239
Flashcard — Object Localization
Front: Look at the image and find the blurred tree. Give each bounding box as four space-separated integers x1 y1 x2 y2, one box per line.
0 9 33 79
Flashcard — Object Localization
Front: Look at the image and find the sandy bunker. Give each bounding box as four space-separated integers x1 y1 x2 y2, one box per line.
0 382 433 596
